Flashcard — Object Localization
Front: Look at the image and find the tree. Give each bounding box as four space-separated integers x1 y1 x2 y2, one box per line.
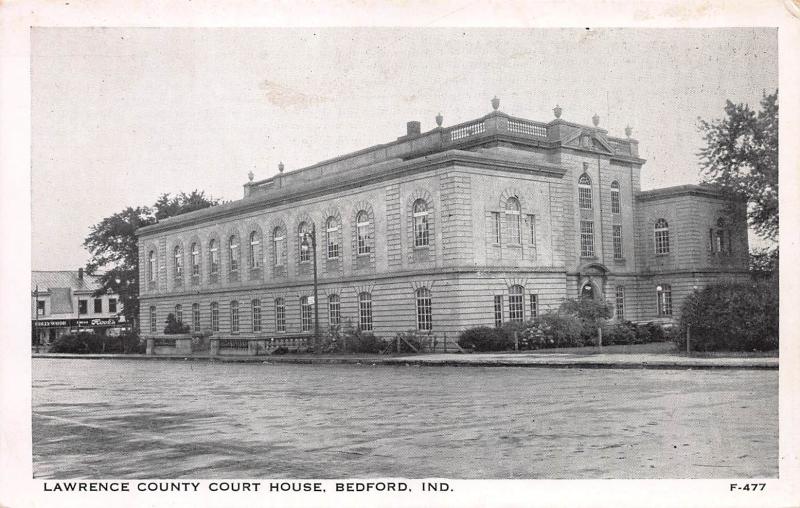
84 190 218 331
698 91 778 242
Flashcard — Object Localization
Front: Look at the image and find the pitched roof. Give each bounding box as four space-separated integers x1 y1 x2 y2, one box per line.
31 270 104 293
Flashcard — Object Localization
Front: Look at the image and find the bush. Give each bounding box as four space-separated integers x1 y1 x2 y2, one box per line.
164 313 190 334
342 326 387 353
533 314 585 348
602 320 637 345
393 330 426 353
271 346 289 355
676 281 778 352
48 331 144 354
458 326 514 352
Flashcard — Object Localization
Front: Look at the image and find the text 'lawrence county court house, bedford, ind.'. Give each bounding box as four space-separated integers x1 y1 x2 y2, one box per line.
136 97 749 354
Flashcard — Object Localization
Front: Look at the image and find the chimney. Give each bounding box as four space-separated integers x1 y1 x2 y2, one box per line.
78 268 84 281
406 121 421 137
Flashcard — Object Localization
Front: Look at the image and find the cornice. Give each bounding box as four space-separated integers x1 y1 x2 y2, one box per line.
137 150 567 236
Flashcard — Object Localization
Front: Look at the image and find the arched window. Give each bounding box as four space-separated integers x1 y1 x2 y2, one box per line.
228 235 239 272
249 231 261 269
273 226 286 267
173 245 183 279
300 296 312 332
656 284 672 316
654 219 670 254
275 297 286 332
326 216 340 259
415 287 432 331
210 302 219 331
509 285 524 322
328 294 340 327
174 304 183 324
413 199 430 247
298 222 311 262
190 243 200 277
147 251 156 282
209 239 219 274
230 301 239 333
578 173 592 210
610 181 621 214
358 292 373 331
505 197 521 244
356 211 370 255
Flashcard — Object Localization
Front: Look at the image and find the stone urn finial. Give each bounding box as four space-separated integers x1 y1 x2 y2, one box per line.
278 161 285 173
625 125 632 138
553 104 562 119
435 112 443 127
491 96 500 111
592 113 600 127
247 170 254 182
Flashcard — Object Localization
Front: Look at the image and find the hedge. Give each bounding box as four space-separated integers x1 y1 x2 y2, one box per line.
677 281 778 352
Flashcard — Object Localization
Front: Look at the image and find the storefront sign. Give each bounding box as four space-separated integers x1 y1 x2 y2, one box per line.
32 317 123 328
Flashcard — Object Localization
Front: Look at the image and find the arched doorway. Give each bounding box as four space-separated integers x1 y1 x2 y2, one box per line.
581 283 596 300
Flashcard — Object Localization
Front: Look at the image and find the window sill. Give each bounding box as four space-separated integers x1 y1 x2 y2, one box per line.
356 253 371 257
654 253 671 257
579 256 598 261
413 245 430 250
613 257 626 263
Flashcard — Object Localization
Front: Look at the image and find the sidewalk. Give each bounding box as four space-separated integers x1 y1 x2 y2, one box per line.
32 351 778 370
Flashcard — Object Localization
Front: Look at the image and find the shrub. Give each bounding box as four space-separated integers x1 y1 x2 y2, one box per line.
271 346 289 355
601 321 637 345
557 298 612 346
458 326 513 352
342 326 387 353
48 331 145 354
164 313 190 334
677 281 778 352
393 330 427 353
533 313 585 348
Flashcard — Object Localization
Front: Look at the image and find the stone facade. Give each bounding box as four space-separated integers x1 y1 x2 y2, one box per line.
137 105 749 345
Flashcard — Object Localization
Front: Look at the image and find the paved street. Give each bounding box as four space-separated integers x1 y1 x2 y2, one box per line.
32 358 777 479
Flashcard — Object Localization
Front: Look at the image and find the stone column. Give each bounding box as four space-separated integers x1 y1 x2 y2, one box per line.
146 338 154 355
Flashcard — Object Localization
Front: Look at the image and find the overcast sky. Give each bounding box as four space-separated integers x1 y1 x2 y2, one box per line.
31 27 777 270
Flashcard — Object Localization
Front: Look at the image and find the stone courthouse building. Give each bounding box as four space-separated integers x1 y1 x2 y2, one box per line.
137 98 748 348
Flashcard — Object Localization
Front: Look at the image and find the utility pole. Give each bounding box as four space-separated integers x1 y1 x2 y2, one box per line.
311 223 319 350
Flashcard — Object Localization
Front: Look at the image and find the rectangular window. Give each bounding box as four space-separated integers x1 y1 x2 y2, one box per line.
252 299 262 332
528 215 536 247
492 212 501 244
578 187 592 210
275 299 286 332
94 298 102 313
615 286 625 320
230 302 239 333
149 306 157 333
709 228 715 252
109 298 117 313
358 293 373 331
192 303 200 332
657 285 673 317
611 190 621 214
36 300 45 316
328 295 341 327
509 287 524 322
211 302 219 332
415 289 432 331
493 295 503 328
580 220 595 257
300 297 313 332
78 299 88 315
175 304 183 324
613 225 623 259
529 294 538 319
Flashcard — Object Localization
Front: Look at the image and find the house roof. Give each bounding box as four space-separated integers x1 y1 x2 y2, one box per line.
31 270 104 293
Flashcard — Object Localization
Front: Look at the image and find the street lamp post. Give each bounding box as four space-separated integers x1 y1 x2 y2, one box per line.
302 224 320 349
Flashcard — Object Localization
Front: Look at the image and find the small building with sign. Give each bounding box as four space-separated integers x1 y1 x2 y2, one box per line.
31 269 127 346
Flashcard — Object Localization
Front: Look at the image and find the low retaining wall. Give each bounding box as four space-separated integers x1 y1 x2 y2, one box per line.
143 334 313 356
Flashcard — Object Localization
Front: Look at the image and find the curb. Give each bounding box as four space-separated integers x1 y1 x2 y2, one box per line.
32 354 778 370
